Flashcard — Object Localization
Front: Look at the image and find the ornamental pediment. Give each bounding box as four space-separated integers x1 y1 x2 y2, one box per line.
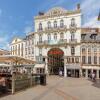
45 7 67 16
11 38 23 44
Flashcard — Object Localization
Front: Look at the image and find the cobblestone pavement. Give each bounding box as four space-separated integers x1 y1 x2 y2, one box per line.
1 76 100 100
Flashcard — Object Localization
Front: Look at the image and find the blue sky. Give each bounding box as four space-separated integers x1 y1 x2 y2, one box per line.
0 0 100 50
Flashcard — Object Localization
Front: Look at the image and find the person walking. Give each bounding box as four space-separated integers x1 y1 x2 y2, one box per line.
92 72 96 82
59 70 62 77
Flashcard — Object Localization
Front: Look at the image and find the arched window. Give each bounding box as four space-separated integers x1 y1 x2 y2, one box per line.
60 20 64 28
71 46 75 55
54 21 57 28
71 18 75 26
60 33 64 40
39 23 42 30
47 21 51 29
54 33 57 40
39 34 42 42
88 48 91 54
94 48 97 53
39 48 42 55
48 34 51 42
82 48 86 53
71 33 75 41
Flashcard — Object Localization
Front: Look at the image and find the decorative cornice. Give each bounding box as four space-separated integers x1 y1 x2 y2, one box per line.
34 9 81 20
34 27 81 34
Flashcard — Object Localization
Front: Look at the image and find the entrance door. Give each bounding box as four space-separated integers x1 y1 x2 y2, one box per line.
48 48 64 75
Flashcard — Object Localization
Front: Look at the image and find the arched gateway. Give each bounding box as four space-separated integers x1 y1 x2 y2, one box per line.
47 48 64 75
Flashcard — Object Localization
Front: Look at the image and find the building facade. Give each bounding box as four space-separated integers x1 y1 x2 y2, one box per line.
34 6 81 76
10 37 26 58
10 5 100 78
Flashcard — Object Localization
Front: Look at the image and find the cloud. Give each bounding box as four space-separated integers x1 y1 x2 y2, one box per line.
81 0 100 27
83 16 100 28
0 36 10 50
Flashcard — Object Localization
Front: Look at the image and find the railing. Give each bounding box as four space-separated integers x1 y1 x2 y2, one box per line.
69 39 77 44
12 73 46 94
37 39 67 46
45 26 67 31
37 29 43 32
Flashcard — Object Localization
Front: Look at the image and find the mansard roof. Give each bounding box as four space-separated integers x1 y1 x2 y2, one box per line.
81 33 100 42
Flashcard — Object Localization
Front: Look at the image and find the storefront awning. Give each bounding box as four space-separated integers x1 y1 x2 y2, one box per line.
34 64 45 68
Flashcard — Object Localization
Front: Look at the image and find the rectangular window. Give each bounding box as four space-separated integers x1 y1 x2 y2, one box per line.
39 48 42 55
88 56 91 64
82 56 86 64
72 58 74 63
67 58 70 63
71 47 75 55
94 56 97 64
99 57 100 64
75 58 79 63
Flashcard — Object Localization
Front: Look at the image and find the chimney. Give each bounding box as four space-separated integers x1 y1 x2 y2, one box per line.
77 3 80 10
38 12 44 16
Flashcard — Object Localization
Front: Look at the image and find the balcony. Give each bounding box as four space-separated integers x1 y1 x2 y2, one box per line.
45 26 67 32
69 39 77 44
37 28 43 32
36 39 67 47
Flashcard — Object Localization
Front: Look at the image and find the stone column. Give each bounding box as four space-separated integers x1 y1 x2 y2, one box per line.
86 69 88 78
64 58 67 77
86 48 88 64
45 57 48 75
64 65 67 77
79 68 82 77
12 73 15 94
97 70 99 79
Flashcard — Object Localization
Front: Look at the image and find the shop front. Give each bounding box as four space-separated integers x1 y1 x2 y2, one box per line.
66 64 81 78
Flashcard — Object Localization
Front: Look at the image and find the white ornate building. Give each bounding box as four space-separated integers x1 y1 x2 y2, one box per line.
10 5 100 78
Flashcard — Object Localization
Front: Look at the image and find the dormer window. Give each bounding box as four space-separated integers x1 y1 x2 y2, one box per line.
81 34 86 40
54 21 57 28
60 20 64 28
39 23 42 30
90 34 97 40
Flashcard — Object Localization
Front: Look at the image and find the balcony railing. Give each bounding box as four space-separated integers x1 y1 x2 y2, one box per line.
69 39 77 44
37 28 43 32
45 26 67 31
36 39 67 46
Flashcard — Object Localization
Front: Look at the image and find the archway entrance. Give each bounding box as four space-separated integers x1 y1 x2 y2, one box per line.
47 48 64 75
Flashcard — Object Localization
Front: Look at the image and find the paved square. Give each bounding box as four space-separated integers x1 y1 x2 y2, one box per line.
1 76 100 100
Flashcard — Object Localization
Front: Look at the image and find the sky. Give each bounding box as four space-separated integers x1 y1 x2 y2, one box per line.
0 0 100 50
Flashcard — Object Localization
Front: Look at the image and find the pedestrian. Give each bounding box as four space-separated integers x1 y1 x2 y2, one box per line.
92 72 96 82
59 70 62 77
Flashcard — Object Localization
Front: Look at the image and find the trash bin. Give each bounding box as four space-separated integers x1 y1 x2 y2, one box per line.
40 74 46 86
